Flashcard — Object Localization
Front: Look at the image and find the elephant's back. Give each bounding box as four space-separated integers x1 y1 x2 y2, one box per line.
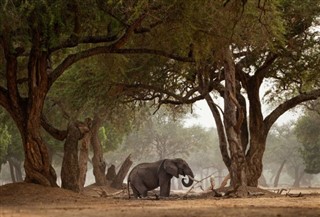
128 161 161 180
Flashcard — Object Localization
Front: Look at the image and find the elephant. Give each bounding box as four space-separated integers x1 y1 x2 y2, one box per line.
127 158 194 198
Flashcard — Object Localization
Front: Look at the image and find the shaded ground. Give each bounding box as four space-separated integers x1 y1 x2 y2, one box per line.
1 183 319 217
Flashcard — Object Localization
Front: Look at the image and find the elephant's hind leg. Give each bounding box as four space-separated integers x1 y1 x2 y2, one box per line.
136 186 148 198
131 183 148 198
130 184 141 198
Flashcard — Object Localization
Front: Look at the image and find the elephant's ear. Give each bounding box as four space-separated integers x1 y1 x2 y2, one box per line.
164 160 179 178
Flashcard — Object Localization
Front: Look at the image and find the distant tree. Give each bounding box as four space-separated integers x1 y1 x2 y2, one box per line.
121 107 208 161
295 111 320 174
104 107 207 161
264 123 305 187
0 109 24 182
0 122 11 171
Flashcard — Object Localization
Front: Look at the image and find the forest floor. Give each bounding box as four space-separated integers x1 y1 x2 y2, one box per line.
0 182 320 217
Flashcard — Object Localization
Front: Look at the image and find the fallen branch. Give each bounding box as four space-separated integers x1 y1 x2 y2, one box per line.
277 188 288 194
183 172 218 196
248 191 265 197
286 192 303 197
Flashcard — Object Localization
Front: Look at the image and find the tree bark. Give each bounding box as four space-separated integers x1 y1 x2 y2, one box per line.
111 154 133 189
222 47 248 196
61 122 82 192
244 74 266 187
22 127 58 187
79 131 91 188
91 114 107 185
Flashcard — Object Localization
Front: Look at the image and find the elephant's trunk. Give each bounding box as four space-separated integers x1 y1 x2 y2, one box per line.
181 170 194 187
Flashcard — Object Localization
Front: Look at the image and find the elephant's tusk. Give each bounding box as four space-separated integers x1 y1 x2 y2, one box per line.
187 175 200 183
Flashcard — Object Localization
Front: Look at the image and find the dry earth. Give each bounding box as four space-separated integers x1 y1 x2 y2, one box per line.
1 182 320 217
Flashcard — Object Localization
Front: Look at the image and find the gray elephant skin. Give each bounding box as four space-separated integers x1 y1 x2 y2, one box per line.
127 158 194 198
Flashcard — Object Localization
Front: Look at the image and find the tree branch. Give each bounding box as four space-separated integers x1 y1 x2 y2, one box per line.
50 35 120 52
6 55 22 115
0 86 10 111
111 48 194 62
40 114 67 141
264 89 320 132
121 82 204 105
111 13 147 49
50 47 193 87
205 94 231 168
255 53 278 81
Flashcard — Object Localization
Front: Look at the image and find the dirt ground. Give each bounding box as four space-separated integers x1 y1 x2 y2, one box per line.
1 182 320 217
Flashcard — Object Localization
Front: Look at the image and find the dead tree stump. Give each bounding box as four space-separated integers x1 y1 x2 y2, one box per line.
111 154 133 189
106 165 116 181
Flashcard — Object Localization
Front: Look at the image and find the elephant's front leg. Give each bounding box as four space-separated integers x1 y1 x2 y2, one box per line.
159 179 171 197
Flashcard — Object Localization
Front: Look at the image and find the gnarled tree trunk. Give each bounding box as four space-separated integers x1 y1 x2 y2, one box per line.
23 131 57 186
223 47 248 196
246 135 267 187
22 52 58 187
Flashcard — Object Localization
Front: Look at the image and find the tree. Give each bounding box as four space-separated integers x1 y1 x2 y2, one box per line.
121 107 208 161
0 122 11 171
0 0 197 186
295 111 320 174
0 109 24 182
264 123 305 187
120 0 320 194
213 0 320 189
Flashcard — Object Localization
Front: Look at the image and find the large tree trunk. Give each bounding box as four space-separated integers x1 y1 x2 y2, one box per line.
246 136 267 187
61 120 90 192
91 114 107 185
223 47 248 195
22 95 58 187
244 73 266 187
61 122 82 192
22 128 58 186
15 48 58 187
79 131 91 188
